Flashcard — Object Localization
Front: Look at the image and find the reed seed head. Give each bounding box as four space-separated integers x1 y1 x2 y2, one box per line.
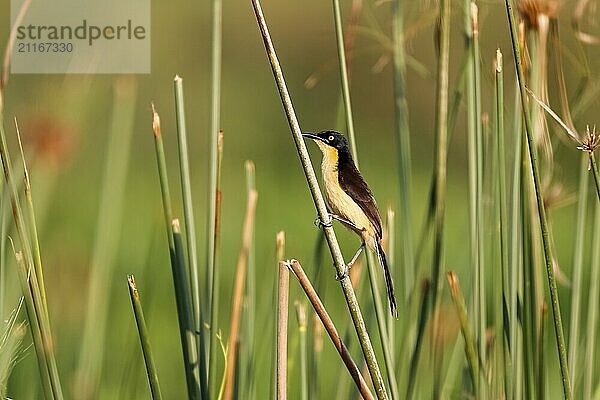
517 0 559 28
577 125 599 153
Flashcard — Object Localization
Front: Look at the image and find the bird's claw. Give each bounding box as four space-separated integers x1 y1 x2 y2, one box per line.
335 265 350 281
314 214 333 229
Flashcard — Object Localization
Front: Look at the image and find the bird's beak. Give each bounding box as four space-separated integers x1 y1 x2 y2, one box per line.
302 132 325 142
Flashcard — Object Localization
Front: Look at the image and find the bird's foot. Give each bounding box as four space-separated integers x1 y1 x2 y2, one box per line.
314 214 333 229
335 265 350 281
335 247 363 280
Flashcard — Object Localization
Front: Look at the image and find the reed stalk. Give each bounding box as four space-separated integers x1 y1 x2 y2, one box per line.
0 196 6 319
505 2 572 397
447 272 479 393
12 250 57 400
173 76 201 336
465 4 485 395
440 338 465 396
470 8 486 398
536 303 548 400
0 300 25 399
206 0 222 322
364 251 399 399
414 52 469 281
431 0 450 311
583 201 600 399
430 1 451 396
509 77 524 400
288 260 374 400
494 48 509 398
204 0 222 392
331 0 357 162
172 219 203 400
392 0 414 300
15 118 48 318
223 189 258 400
127 275 163 400
277 261 290 400
464 0 477 328
405 280 430 400
331 4 397 393
591 152 600 202
385 209 396 353
396 276 425 396
568 153 589 389
251 1 388 397
0 111 63 399
77 79 136 398
209 129 224 399
173 80 211 393
151 105 175 249
151 106 208 399
240 160 256 400
521 158 537 400
271 232 285 400
294 301 308 400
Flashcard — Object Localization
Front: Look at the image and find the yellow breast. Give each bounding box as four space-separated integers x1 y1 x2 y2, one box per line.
318 144 373 240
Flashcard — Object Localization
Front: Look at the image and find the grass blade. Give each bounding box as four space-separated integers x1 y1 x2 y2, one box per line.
127 275 163 400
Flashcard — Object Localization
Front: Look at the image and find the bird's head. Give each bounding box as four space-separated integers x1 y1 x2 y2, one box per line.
302 130 349 153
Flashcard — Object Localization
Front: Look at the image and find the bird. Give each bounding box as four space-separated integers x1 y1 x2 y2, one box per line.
302 130 397 317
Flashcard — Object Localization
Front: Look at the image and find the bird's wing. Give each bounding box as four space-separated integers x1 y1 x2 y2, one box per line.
338 163 383 238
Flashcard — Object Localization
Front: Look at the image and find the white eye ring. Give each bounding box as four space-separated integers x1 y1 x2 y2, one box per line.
328 135 334 141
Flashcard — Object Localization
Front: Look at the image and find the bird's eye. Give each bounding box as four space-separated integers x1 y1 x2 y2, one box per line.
328 135 334 141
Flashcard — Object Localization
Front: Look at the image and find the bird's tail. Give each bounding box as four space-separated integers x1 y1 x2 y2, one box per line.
376 239 398 318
